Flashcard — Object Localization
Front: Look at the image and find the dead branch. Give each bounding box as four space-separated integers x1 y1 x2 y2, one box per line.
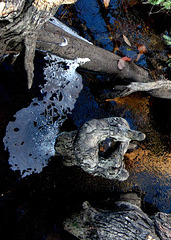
114 79 171 99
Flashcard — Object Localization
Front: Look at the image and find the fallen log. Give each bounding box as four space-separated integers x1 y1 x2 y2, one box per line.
37 18 171 99
37 18 151 83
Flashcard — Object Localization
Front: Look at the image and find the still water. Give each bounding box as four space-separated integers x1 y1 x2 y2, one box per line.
0 1 171 239
56 0 171 213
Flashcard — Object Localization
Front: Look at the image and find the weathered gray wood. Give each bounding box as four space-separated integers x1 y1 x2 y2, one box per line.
55 117 145 181
153 212 171 240
64 194 171 240
114 80 171 99
0 0 76 88
37 21 171 99
37 20 151 83
0 0 154 90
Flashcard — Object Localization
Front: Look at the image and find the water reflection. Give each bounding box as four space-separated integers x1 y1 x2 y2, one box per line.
103 93 171 212
56 0 171 213
57 0 169 74
124 149 171 213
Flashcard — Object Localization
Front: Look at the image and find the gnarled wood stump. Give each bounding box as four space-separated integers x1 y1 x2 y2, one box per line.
55 117 145 181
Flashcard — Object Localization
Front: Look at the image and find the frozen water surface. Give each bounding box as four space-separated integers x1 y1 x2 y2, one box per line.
3 55 90 177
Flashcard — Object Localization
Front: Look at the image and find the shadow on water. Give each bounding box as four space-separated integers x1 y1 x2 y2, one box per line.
0 0 171 239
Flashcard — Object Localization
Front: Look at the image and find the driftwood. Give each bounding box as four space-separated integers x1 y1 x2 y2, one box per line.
101 79 171 99
55 117 145 181
64 193 171 240
0 0 150 85
115 80 171 97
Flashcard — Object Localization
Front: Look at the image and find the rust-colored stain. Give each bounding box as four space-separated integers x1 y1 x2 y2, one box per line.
107 94 150 126
108 94 171 204
112 94 170 176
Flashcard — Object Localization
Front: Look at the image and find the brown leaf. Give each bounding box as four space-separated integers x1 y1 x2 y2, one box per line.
113 40 121 53
103 0 110 8
123 35 132 47
117 59 125 70
113 46 119 53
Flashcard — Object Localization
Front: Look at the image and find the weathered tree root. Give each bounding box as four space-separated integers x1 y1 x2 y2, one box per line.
24 34 38 89
114 80 171 99
55 117 145 181
0 0 76 88
64 193 171 240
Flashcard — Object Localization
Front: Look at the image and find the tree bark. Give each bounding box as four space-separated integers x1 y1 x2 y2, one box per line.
37 20 150 83
64 195 171 240
37 19 171 99
55 117 145 181
0 0 76 88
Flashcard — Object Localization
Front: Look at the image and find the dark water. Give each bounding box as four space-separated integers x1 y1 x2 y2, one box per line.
57 0 171 212
0 0 171 239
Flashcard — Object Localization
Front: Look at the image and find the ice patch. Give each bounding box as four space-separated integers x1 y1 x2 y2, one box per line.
3 55 90 177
